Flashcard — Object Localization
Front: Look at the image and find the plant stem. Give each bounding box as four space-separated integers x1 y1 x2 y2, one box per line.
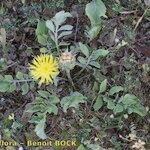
66 70 75 89
12 79 35 83
55 26 59 54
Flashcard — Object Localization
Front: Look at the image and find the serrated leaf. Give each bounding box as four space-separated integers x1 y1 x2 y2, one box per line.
79 42 89 57
99 79 107 93
109 86 124 96
21 82 29 95
93 96 103 111
61 92 87 113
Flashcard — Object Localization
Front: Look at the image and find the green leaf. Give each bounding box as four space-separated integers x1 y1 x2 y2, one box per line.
54 11 72 27
121 94 147 117
109 86 124 96
91 49 109 60
27 104 46 113
77 144 86 150
21 82 29 95
87 26 101 41
107 100 115 110
99 79 107 93
58 31 72 39
113 104 124 113
46 20 55 32
8 83 16 92
36 21 48 35
89 61 100 68
4 75 13 82
47 104 58 115
85 0 107 26
121 94 139 106
34 116 47 139
78 56 87 65
93 96 103 111
128 104 147 117
37 35 47 46
49 95 60 104
79 42 89 58
58 25 73 31
38 90 50 99
0 81 10 92
16 71 24 80
61 92 87 113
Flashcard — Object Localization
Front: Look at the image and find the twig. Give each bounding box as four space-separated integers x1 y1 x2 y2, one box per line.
120 10 137 15
134 8 149 31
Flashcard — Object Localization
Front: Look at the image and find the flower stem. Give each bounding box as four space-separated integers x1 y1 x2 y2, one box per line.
66 70 75 89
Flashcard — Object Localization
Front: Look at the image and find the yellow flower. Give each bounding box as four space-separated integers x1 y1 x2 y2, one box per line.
29 54 59 85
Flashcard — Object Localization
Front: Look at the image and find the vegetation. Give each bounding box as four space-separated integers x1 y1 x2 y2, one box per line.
0 0 150 149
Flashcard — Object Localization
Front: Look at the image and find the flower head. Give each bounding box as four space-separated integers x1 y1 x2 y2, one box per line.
59 51 76 70
29 54 59 85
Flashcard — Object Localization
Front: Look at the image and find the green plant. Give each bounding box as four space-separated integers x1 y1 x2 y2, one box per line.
27 90 60 139
35 20 48 46
93 79 147 117
2 113 23 139
85 0 107 41
61 92 87 113
77 42 109 73
46 11 73 52
0 72 34 95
